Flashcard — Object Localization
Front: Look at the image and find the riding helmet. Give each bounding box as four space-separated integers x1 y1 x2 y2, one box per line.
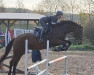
56 11 63 16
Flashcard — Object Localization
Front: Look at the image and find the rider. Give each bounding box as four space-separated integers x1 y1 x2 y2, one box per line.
39 11 63 42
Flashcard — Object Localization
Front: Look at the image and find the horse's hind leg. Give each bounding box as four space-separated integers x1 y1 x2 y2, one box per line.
8 58 17 75
8 59 14 75
8 54 23 75
12 63 17 75
12 53 23 75
12 59 20 75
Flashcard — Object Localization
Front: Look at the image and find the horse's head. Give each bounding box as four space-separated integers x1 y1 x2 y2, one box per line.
74 25 83 44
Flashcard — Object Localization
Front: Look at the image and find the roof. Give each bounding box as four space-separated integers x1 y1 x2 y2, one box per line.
0 13 45 21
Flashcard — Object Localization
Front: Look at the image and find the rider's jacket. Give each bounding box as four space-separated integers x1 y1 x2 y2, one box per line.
39 15 58 29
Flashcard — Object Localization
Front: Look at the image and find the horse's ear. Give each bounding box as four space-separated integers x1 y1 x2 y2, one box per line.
78 24 83 29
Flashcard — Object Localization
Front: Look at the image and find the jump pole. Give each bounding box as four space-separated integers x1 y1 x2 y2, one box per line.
46 40 49 75
48 56 67 65
25 40 49 75
25 39 68 75
25 39 28 75
63 49 68 75
28 59 47 70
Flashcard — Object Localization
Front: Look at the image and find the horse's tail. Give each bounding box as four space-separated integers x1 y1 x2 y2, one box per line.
0 38 15 63
31 50 42 63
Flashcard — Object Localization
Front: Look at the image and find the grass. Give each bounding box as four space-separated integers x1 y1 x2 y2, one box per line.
69 44 94 51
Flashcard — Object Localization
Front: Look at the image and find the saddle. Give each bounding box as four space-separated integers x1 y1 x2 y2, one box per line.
33 25 52 39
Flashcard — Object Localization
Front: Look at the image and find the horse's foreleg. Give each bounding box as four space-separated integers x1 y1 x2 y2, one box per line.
63 40 72 50
64 40 72 45
51 39 64 46
53 39 69 51
52 40 66 51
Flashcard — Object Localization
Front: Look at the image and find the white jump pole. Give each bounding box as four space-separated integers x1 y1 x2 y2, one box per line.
25 39 28 75
49 56 67 65
28 59 47 70
8 32 11 43
5 29 7 46
46 40 49 75
63 50 68 75
5 33 7 47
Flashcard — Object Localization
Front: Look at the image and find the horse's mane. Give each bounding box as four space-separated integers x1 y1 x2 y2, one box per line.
55 20 79 26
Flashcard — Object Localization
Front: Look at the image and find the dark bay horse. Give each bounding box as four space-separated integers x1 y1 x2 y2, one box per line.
0 20 83 75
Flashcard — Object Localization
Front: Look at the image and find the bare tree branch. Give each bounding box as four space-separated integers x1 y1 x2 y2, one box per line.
0 0 5 12
16 0 25 13
37 0 69 16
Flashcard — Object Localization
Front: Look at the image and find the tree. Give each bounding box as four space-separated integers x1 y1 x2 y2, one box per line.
78 12 89 26
82 0 94 22
66 0 80 21
0 0 5 32
16 0 25 13
0 0 5 12
84 17 94 44
37 0 68 15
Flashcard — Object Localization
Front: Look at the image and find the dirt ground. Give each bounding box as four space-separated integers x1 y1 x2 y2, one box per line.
0 49 94 75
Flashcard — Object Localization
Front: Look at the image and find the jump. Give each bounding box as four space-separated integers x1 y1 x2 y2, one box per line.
0 20 83 75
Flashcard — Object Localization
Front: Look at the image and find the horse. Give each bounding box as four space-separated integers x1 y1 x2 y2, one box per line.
0 20 83 75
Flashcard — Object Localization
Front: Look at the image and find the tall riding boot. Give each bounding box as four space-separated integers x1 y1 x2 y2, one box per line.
40 29 44 42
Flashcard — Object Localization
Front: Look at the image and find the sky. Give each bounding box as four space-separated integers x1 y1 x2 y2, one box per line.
3 0 94 12
3 0 42 10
